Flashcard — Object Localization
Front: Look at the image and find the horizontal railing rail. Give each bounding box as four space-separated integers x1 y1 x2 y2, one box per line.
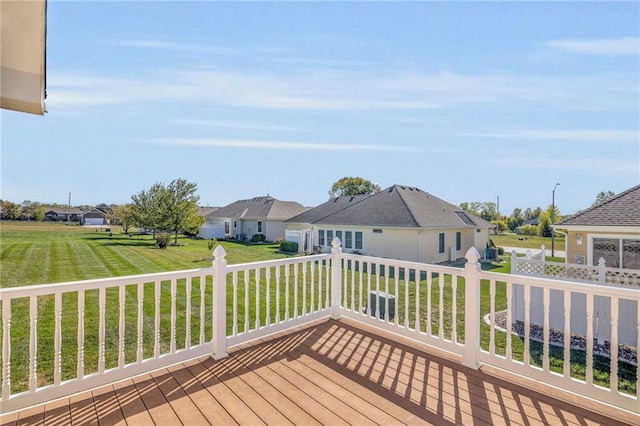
1 238 638 415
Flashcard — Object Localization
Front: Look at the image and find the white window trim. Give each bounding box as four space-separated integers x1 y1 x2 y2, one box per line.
587 233 640 267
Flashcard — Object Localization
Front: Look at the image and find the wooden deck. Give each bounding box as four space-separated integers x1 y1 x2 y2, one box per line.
1 318 638 426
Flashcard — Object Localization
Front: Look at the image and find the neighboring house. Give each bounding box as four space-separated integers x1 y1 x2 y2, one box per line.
81 208 108 226
198 196 308 241
44 208 84 222
555 184 640 268
197 206 220 218
285 184 493 263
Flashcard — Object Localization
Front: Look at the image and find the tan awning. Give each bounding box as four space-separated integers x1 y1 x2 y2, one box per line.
1 0 47 115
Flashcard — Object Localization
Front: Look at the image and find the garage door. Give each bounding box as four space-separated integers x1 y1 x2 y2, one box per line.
84 218 104 225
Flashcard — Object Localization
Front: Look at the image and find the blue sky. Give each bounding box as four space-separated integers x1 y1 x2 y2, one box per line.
1 1 638 216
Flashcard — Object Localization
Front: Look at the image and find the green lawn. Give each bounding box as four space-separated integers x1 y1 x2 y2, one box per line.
0 222 634 396
0 221 293 288
491 233 565 250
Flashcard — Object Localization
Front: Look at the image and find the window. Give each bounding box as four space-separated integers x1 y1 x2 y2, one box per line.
355 232 363 250
438 233 445 254
224 221 230 234
336 231 342 244
233 220 237 229
327 230 333 246
592 236 640 269
344 231 353 249
456 232 461 251
318 230 325 246
257 221 263 233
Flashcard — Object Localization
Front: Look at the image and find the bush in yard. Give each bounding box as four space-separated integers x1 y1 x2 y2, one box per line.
250 234 266 242
280 241 298 253
520 225 538 236
497 247 505 255
155 233 171 248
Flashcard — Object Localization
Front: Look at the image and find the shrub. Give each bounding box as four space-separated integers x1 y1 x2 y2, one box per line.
155 233 171 248
250 234 266 242
520 225 538 236
280 241 298 253
497 247 505 255
207 238 217 252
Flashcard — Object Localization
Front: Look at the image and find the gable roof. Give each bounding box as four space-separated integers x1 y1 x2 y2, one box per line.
45 208 85 215
82 208 107 218
291 185 491 229
286 194 371 224
207 196 308 221
197 206 220 217
557 184 640 227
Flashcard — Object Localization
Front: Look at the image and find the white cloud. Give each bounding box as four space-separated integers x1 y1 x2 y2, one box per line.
46 66 638 114
171 119 302 132
489 157 639 176
460 130 639 142
141 138 417 152
547 37 640 56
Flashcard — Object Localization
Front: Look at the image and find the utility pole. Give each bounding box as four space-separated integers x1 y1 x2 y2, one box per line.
551 183 560 257
496 195 500 235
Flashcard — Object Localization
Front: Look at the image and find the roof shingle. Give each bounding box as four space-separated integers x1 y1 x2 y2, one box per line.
558 184 640 227
207 196 307 221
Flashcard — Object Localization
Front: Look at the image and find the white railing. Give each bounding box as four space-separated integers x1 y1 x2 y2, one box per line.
1 239 638 415
512 250 640 288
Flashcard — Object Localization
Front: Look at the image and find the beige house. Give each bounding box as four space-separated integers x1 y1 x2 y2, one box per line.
199 196 308 241
286 185 492 263
555 184 640 268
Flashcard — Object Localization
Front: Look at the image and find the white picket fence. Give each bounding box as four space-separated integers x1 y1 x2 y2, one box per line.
1 240 638 414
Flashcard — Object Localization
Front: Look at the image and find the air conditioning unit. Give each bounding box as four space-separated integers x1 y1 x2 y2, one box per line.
369 291 396 320
574 255 585 265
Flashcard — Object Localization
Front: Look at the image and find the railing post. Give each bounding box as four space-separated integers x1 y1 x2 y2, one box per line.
598 257 606 284
331 237 343 320
212 246 228 360
541 244 546 260
510 250 517 274
463 247 482 370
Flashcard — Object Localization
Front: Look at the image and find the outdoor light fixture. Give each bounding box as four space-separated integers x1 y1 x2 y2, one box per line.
577 233 583 245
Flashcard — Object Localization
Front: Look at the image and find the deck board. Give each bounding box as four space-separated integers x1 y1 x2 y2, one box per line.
1 318 638 426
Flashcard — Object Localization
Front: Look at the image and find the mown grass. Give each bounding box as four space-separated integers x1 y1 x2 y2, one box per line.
491 233 565 250
0 222 635 396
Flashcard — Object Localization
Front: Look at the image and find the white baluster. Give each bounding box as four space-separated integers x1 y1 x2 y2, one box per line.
563 289 571 378
302 262 307 316
438 274 444 340
29 296 38 392
426 271 432 336
394 268 399 327
244 271 250 332
154 281 160 358
404 270 409 328
384 269 390 323
275 265 281 323
255 268 261 329
284 265 290 321
489 279 496 355
186 278 192 350
2 298 11 400
54 293 62 385
98 287 106 373
523 284 530 367
610 297 619 394
542 287 550 373
170 279 177 354
451 275 457 343
294 263 299 318
199 275 205 345
137 283 144 363
119 285 125 368
232 272 238 336
77 290 85 378
506 282 513 362
266 267 271 326
586 294 594 386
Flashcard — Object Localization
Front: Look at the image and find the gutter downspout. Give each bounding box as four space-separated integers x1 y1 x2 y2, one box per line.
554 229 568 263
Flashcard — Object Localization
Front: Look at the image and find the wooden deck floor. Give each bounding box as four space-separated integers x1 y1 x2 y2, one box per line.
1 319 638 426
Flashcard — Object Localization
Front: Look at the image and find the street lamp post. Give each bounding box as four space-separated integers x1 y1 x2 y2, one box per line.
551 183 560 257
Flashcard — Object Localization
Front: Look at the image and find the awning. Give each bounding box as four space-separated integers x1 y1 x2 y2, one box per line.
1 0 47 115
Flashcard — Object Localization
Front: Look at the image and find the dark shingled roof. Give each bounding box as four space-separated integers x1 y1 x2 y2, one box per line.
558 184 640 227
292 185 491 228
286 194 371 224
197 206 220 217
207 196 308 221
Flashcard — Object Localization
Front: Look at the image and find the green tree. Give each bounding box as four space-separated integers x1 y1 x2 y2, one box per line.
328 177 380 198
0 201 20 220
592 190 615 206
538 214 552 237
163 178 201 244
131 182 167 238
111 204 135 234
507 216 520 232
459 201 497 221
545 204 562 224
